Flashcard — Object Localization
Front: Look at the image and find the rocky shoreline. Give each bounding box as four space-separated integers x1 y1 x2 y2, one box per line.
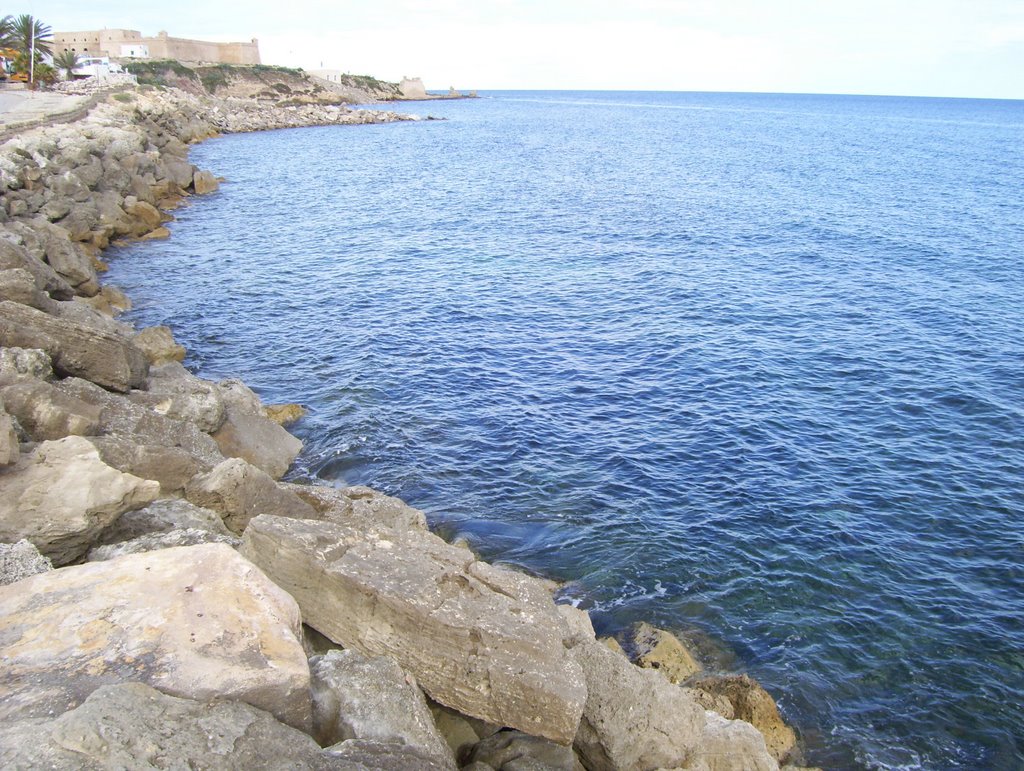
0 85 815 770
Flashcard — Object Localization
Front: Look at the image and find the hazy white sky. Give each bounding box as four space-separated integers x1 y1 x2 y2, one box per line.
32 1 1024 98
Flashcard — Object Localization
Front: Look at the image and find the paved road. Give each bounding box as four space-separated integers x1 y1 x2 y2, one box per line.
0 88 88 126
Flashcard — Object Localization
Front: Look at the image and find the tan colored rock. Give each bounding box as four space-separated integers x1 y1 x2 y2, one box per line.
0 380 101 440
133 362 226 433
123 199 163 232
689 711 779 771
192 169 220 194
557 604 597 648
0 436 159 565
690 675 796 763
627 621 701 684
0 410 18 466
185 458 316 534
0 235 74 299
88 436 205 497
132 324 186 364
213 404 303 479
0 543 311 729
570 639 705 771
0 300 148 392
87 528 241 561
601 636 627 657
429 702 483 759
0 682 329 770
265 402 307 425
310 649 456 769
241 514 587 744
0 267 51 309
284 482 429 531
139 225 171 240
77 284 131 316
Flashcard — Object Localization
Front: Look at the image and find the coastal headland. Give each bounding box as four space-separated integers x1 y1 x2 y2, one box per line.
0 82 813 769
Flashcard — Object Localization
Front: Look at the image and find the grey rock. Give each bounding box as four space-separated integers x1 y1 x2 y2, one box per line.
95 497 231 544
323 739 453 771
213 404 303 479
59 376 224 467
0 436 159 565
571 639 705 771
217 376 265 414
310 649 456 769
0 267 51 308
0 346 53 381
0 301 148 392
689 674 796 763
464 730 581 771
0 231 73 298
87 527 240 561
185 458 317 534
0 682 330 770
240 515 586 744
0 539 52 585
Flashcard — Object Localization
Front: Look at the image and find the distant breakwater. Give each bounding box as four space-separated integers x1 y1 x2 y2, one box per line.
0 85 811 769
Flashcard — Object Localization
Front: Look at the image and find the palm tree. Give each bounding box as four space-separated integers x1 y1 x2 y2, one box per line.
0 15 14 50
53 49 79 80
11 14 51 58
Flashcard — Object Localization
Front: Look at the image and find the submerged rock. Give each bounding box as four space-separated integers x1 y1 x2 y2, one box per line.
626 621 701 684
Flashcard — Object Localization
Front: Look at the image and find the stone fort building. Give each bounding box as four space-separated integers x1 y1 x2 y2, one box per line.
53 29 260 65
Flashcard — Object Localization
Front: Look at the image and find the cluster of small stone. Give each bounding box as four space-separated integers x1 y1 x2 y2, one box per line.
0 86 814 770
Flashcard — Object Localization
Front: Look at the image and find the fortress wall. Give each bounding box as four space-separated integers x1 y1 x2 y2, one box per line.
53 29 260 65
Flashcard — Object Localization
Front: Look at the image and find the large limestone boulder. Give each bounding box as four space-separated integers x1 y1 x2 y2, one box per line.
570 639 705 771
0 380 101 440
690 675 797 763
0 300 148 391
213 404 303 479
0 234 74 298
689 711 779 771
0 682 329 770
0 539 51 585
192 169 220 194
0 436 159 565
87 435 205 496
285 482 428 531
241 515 587 744
0 266 52 308
143 361 226 433
626 621 701 684
0 543 311 729
185 458 317 534
310 649 456 769
58 376 224 468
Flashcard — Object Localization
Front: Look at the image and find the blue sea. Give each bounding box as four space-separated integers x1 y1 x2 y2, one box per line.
107 91 1024 769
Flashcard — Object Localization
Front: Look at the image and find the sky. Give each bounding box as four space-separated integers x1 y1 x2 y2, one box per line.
30 1 1024 99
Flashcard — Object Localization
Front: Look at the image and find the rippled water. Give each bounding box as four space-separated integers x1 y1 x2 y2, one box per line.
107 91 1024 769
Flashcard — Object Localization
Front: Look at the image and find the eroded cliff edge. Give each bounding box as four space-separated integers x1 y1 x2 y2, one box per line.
0 85 812 770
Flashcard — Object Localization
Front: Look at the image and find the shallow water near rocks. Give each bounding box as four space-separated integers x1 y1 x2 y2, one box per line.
107 91 1024 770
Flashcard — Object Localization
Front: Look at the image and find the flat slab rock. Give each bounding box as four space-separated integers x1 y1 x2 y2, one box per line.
0 682 333 771
0 543 311 730
241 514 587 744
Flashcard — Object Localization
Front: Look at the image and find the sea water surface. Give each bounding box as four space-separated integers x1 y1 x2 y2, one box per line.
107 91 1024 769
